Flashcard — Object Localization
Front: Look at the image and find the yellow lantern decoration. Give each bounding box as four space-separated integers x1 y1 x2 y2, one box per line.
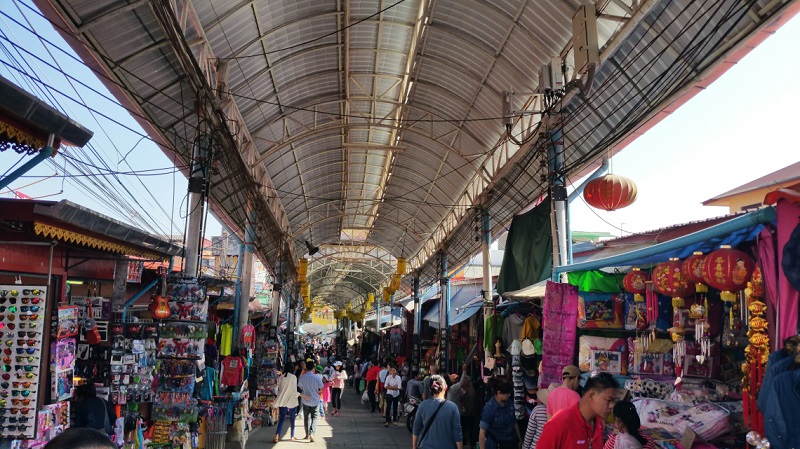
389 273 402 292
300 282 310 298
383 287 392 302
397 257 407 275
297 258 308 282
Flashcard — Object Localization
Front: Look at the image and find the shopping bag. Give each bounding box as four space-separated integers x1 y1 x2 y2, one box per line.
359 379 366 393
361 389 370 404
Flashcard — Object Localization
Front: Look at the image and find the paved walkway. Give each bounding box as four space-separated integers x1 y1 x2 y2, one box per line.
245 389 411 449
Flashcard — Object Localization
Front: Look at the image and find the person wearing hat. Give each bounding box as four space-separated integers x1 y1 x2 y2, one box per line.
536 372 619 449
546 365 581 419
521 385 548 449
297 364 325 442
329 361 348 416
412 374 463 449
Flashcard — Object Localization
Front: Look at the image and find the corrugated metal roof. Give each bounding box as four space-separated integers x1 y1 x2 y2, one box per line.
31 0 800 307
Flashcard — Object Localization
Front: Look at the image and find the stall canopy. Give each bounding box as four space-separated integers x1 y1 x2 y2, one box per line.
502 279 548 300
423 283 483 328
396 284 441 311
552 207 775 278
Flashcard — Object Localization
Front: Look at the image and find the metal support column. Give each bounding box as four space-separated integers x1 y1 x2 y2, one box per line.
237 208 256 347
270 242 282 327
183 135 212 278
0 135 55 192
439 251 450 372
481 210 492 303
412 273 421 371
232 242 245 344
549 127 569 281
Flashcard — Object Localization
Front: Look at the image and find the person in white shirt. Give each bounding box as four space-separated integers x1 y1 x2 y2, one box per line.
329 361 349 416
273 363 300 442
383 365 403 426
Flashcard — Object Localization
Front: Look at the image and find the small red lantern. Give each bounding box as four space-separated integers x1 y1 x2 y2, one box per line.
653 258 694 308
583 174 638 211
623 268 649 302
702 245 754 302
681 252 708 293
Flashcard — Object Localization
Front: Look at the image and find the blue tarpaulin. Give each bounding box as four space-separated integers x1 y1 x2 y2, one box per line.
423 283 483 328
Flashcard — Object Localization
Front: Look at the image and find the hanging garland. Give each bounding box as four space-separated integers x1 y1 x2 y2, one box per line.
741 267 768 435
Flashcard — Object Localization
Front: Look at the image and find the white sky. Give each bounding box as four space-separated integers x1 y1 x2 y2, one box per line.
568 13 800 237
1 2 799 245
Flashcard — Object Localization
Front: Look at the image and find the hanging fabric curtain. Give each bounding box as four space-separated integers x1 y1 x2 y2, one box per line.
496 196 552 295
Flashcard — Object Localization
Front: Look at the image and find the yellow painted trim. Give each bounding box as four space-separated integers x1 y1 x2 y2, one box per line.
0 118 46 150
34 222 165 260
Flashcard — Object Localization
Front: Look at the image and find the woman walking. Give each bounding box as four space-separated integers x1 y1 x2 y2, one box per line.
330 361 348 416
273 363 300 442
411 374 463 449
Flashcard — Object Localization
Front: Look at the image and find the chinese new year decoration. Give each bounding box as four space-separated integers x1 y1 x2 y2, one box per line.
582 174 638 211
742 267 768 435
701 245 754 302
681 252 708 293
623 268 649 302
653 258 694 308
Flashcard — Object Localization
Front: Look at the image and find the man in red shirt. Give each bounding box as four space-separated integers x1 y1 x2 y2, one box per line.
536 372 619 449
365 361 382 413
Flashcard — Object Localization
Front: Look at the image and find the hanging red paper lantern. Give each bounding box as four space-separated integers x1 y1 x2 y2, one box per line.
583 174 638 211
623 268 649 302
681 252 708 293
653 258 694 308
702 245 755 302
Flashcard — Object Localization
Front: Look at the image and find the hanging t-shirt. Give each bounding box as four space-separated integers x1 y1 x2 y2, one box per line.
220 355 246 387
501 314 525 349
389 327 403 354
484 313 504 352
240 324 256 350
521 315 541 340
220 323 233 357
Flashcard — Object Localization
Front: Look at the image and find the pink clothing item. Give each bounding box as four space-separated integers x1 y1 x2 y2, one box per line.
330 370 348 389
541 281 579 386
321 380 331 402
545 386 580 417
776 199 800 344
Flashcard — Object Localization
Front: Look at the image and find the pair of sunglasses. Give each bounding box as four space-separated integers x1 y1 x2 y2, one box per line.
0 298 16 304
20 307 39 313
0 416 30 423
11 389 31 397
8 407 31 414
0 315 13 321
19 323 37 329
15 356 35 363
16 332 38 338
17 340 36 347
16 348 38 355
0 306 16 313
10 398 31 406
20 298 41 304
21 290 41 296
14 365 35 372
14 372 34 379
12 381 32 388
19 315 38 321
1 424 31 432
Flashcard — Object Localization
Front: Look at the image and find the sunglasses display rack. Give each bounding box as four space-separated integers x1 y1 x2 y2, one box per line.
0 285 47 441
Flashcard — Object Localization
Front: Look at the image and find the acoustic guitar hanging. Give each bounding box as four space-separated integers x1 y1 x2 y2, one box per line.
151 266 171 320
84 301 102 345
